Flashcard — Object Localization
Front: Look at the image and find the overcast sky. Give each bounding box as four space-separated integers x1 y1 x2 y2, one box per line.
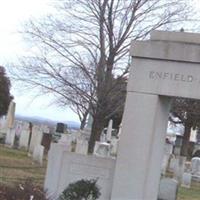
0 0 79 122
0 0 199 123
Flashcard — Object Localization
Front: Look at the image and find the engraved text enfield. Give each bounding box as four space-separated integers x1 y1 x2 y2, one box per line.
149 71 194 82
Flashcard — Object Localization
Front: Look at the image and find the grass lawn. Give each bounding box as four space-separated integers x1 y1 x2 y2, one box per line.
0 144 47 186
178 182 200 200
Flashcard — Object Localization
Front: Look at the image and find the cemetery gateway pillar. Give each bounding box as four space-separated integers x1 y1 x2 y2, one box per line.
111 31 200 200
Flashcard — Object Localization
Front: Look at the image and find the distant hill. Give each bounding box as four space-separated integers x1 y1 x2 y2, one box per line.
15 115 80 129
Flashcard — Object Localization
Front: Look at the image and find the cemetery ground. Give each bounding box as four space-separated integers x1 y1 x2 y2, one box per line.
0 144 47 187
0 144 200 200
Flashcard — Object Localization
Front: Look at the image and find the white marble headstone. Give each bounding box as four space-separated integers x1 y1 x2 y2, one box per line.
19 129 30 149
5 128 15 146
33 144 44 165
181 172 192 188
58 134 73 151
75 139 88 155
94 142 111 157
29 126 43 153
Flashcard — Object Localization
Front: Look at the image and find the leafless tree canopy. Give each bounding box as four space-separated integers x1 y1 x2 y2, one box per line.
10 0 195 151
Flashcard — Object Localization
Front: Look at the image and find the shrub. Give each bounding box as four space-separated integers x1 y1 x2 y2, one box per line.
0 179 47 200
59 179 101 200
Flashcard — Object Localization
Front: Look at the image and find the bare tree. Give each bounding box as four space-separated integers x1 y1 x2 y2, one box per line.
170 98 200 158
10 0 194 153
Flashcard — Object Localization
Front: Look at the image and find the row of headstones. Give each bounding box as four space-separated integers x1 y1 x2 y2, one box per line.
57 120 120 157
162 153 200 188
3 120 49 166
158 156 200 200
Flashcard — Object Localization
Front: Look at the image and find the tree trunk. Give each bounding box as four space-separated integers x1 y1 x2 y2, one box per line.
180 121 192 157
88 113 105 154
80 113 87 130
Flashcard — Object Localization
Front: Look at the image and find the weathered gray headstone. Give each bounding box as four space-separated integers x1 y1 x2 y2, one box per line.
173 156 186 183
158 178 178 200
106 119 113 142
191 157 200 176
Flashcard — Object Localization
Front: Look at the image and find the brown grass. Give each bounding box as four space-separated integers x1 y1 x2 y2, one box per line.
0 144 47 186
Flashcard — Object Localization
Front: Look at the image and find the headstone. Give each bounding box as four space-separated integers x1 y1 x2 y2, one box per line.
174 146 181 156
58 134 73 151
158 178 178 200
169 156 176 173
5 101 16 146
165 143 173 155
191 157 200 176
111 31 200 200
56 123 65 133
190 128 197 142
32 144 44 165
41 133 52 152
19 129 30 149
174 156 186 183
0 117 7 137
110 138 119 157
6 101 16 129
161 143 173 174
29 125 43 153
41 125 50 133
181 172 192 188
94 142 111 157
161 154 170 175
44 143 116 200
86 114 93 129
75 139 88 155
106 119 113 142
5 128 15 146
118 123 122 137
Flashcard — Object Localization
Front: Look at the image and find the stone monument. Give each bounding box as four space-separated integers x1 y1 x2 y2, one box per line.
111 31 200 200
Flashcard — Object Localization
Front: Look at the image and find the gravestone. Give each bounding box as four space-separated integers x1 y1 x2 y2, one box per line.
5 101 16 146
169 156 176 173
158 178 178 200
58 134 73 151
94 142 111 157
110 138 119 157
173 156 186 183
191 157 200 176
56 123 65 133
111 31 200 200
181 172 192 188
29 125 43 153
41 133 52 152
75 139 88 155
19 129 30 149
32 144 44 165
106 119 113 142
161 143 173 175
45 143 116 199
